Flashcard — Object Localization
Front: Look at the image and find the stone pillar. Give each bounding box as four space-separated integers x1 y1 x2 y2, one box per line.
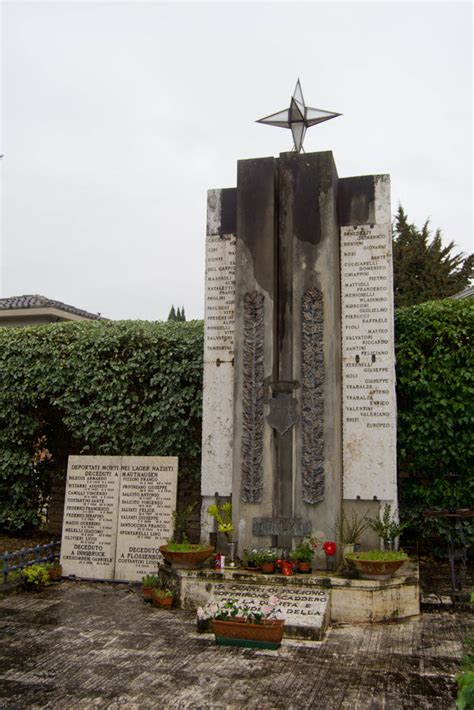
232 157 278 551
232 152 342 553
286 152 342 548
200 188 237 543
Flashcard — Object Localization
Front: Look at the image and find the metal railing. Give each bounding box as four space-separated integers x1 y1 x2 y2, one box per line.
2 540 61 585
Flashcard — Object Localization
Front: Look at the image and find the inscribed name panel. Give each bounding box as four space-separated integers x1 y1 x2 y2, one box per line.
60 456 121 579
114 456 178 581
341 224 397 500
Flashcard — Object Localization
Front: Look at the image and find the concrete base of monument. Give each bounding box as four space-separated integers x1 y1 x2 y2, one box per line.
157 560 420 638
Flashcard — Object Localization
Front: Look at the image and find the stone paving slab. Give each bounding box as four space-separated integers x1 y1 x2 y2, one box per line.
0 581 471 709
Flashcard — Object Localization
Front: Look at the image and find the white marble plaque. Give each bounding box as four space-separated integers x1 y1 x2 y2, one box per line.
61 455 178 581
60 456 121 579
341 223 397 500
201 189 236 526
114 456 178 581
208 582 329 637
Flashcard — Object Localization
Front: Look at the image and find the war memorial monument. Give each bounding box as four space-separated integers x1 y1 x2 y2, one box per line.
201 80 397 557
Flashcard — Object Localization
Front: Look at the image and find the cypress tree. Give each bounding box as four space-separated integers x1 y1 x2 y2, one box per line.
392 206 473 308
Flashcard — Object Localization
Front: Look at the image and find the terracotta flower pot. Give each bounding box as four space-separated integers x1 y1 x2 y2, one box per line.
260 561 276 574
152 594 173 608
159 545 214 570
345 556 406 580
212 619 284 649
143 586 154 602
48 566 62 582
297 561 312 574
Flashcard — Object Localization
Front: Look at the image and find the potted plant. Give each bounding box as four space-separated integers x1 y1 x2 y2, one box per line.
345 550 409 580
245 549 261 570
45 560 62 582
151 587 173 609
207 501 236 566
172 502 197 544
258 549 278 574
197 594 284 649
142 574 159 601
368 504 409 550
290 536 319 573
20 563 51 591
338 509 370 556
160 501 214 570
159 542 215 570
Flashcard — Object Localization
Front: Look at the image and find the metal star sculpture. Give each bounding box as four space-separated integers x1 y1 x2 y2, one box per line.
256 79 341 153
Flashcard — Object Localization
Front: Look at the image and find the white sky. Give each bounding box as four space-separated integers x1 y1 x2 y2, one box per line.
1 1 472 321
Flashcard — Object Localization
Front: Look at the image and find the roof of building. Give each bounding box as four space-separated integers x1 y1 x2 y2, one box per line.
450 285 474 300
0 294 104 320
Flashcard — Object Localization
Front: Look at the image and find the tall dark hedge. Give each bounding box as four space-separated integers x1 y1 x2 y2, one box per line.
395 298 473 517
0 320 203 530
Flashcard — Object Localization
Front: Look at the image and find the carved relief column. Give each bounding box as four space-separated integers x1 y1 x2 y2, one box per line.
233 157 277 552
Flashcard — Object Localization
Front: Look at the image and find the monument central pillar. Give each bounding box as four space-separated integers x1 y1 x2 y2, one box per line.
232 151 342 553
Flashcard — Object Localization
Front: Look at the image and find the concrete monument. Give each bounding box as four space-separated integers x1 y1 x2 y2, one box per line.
201 81 397 555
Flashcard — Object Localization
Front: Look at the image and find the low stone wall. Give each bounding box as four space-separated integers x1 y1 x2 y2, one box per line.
158 560 420 627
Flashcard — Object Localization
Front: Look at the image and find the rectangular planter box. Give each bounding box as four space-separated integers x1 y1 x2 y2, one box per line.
212 619 284 650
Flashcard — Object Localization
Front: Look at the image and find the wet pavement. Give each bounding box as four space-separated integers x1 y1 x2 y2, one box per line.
0 581 471 709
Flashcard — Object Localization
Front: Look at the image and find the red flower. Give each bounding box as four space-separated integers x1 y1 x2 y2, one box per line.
323 541 337 556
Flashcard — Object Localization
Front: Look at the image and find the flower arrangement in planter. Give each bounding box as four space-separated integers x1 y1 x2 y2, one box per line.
142 574 159 601
197 595 284 649
258 549 278 574
345 550 409 580
20 563 51 591
290 536 320 573
244 549 261 570
151 587 173 609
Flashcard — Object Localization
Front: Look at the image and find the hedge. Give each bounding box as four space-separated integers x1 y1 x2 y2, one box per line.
0 320 203 530
395 298 473 519
1 298 472 532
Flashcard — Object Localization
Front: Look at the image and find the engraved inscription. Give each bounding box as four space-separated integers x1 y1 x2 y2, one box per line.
341 224 396 499
60 457 121 580
204 234 236 361
114 457 178 581
252 518 312 537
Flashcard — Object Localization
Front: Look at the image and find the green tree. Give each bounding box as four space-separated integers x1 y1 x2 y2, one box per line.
180 306 186 322
392 205 473 308
168 305 177 321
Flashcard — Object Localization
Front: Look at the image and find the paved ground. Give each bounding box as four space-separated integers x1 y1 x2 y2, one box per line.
0 581 471 710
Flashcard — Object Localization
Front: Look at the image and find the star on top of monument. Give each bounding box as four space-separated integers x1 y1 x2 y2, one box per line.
256 79 341 153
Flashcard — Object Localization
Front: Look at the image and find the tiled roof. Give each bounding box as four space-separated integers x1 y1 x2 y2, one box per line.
450 285 474 300
0 294 104 319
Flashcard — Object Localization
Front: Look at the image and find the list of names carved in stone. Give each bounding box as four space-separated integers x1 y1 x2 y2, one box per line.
114 457 178 581
60 456 121 579
340 225 396 499
60 456 178 581
204 234 236 361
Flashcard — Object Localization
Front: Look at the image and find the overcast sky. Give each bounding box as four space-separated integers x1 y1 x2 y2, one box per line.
1 1 472 321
